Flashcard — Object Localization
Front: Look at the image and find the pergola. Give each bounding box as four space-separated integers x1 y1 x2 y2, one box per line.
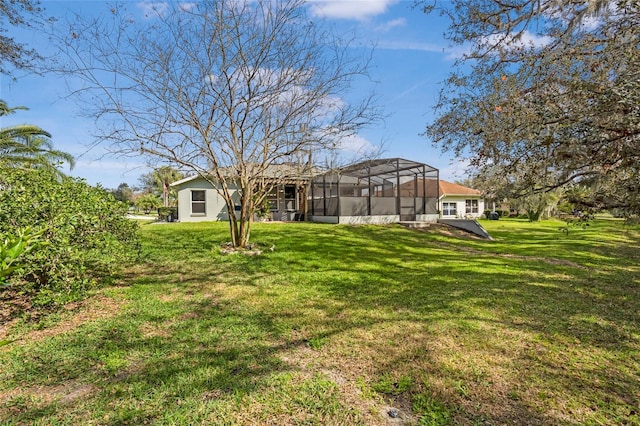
309 158 439 224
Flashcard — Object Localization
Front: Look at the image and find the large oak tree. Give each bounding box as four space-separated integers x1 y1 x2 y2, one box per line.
423 0 639 216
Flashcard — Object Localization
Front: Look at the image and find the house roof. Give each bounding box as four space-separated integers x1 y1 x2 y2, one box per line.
170 163 319 188
438 180 482 197
170 174 202 187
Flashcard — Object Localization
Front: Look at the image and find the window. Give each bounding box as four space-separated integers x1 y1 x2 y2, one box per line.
191 190 205 215
465 199 479 214
266 187 278 211
284 185 296 211
442 202 456 216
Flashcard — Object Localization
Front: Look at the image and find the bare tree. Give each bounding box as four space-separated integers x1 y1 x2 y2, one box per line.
50 0 379 247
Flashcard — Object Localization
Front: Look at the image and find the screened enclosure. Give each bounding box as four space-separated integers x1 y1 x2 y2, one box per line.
309 158 439 224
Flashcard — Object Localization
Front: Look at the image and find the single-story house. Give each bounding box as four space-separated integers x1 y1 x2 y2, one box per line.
170 158 482 223
435 180 485 219
170 163 313 223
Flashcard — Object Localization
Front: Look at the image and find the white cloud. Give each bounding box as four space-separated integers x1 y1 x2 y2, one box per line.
479 30 553 51
446 30 554 60
375 17 406 32
337 133 376 153
178 2 197 12
438 158 471 182
136 2 169 18
308 0 399 21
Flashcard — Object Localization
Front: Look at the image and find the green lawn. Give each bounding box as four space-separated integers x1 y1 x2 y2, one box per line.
1 218 639 425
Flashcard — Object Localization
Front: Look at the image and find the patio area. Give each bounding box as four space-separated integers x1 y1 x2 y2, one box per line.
308 158 440 224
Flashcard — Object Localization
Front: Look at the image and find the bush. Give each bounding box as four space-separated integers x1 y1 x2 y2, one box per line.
135 194 161 214
0 227 47 285
0 167 139 302
157 206 178 222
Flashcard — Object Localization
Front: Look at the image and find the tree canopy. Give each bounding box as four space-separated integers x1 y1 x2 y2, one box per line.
0 100 75 173
51 0 380 247
139 166 183 207
0 0 47 75
424 0 640 215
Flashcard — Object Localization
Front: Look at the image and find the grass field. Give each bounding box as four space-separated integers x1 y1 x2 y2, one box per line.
1 218 639 425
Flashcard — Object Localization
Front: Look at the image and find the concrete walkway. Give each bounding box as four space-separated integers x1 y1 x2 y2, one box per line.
126 214 156 221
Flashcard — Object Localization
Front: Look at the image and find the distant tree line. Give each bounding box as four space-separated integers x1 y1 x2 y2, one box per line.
109 166 183 214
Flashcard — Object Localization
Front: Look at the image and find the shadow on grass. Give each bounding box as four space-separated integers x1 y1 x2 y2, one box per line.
2 220 639 424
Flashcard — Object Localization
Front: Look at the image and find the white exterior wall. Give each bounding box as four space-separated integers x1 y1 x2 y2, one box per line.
309 215 339 224
309 214 438 225
175 177 239 222
174 177 302 223
416 214 439 222
339 215 400 224
439 196 485 219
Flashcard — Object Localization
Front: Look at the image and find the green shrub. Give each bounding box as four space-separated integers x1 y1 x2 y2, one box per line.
157 206 177 221
0 227 47 285
0 167 139 301
135 194 161 214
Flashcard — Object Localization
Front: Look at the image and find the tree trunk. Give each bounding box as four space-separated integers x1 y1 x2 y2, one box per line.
225 191 252 248
163 182 169 207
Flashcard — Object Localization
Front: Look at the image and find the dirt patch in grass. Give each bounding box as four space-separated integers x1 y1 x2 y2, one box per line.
0 293 125 344
1 382 99 417
278 341 395 425
0 288 33 326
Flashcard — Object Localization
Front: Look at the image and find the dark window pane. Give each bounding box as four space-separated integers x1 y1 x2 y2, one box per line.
284 185 296 199
192 190 205 201
192 202 205 214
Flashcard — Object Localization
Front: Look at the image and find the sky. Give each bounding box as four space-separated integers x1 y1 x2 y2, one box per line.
0 0 470 189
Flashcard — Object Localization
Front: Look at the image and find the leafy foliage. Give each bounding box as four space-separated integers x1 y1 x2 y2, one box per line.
424 0 640 216
559 210 594 236
135 193 162 214
139 166 183 207
0 100 75 173
110 182 134 205
0 0 47 75
0 166 139 301
0 227 46 284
